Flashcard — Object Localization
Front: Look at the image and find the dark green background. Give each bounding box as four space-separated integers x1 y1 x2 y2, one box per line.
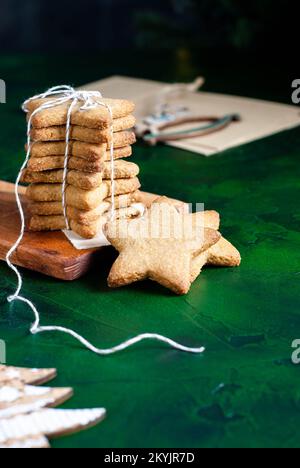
0 0 296 55
0 52 300 448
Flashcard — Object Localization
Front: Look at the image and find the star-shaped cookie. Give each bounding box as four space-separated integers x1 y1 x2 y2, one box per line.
105 200 221 295
189 210 241 282
151 199 241 282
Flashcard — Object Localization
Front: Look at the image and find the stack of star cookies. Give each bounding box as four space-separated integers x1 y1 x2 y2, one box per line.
22 96 142 238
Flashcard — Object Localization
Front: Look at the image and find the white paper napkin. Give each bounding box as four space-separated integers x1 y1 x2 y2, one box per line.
63 228 111 250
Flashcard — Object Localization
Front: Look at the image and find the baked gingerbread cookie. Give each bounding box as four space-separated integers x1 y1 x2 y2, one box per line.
191 237 241 282
26 183 109 210
26 156 104 173
23 159 139 180
29 215 107 238
26 96 135 129
105 200 221 295
28 191 140 218
153 198 241 282
30 126 136 145
22 169 103 191
102 160 140 180
27 142 133 161
105 197 241 294
29 204 142 239
104 177 141 196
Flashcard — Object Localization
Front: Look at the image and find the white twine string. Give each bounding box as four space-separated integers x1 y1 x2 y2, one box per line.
5 85 205 356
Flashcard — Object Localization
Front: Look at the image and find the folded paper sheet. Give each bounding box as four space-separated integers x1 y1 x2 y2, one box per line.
81 76 300 156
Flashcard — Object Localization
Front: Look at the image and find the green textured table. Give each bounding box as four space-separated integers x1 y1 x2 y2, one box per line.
0 53 300 448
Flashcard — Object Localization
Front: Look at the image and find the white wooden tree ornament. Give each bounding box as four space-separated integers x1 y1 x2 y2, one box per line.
0 365 106 448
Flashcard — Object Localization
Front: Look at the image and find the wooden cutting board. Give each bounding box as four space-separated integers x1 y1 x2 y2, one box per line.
0 181 183 281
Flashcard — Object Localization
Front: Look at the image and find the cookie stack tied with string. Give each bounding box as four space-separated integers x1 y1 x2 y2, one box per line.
21 87 142 239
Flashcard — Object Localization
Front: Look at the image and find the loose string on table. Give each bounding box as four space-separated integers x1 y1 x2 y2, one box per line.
5 85 205 356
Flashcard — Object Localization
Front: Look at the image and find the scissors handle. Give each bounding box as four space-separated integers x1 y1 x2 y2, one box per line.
144 114 241 145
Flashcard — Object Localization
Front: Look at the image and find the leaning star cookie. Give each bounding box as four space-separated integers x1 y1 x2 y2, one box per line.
152 199 241 282
190 237 241 282
26 96 135 129
189 210 241 280
105 201 221 295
